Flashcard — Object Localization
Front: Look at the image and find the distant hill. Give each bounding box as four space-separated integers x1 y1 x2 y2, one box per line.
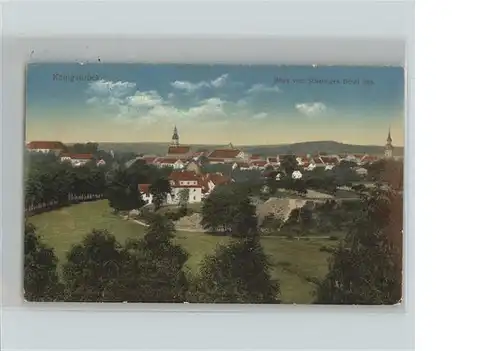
98 141 403 157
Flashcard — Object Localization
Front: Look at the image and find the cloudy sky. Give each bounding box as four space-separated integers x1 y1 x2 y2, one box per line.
26 64 404 146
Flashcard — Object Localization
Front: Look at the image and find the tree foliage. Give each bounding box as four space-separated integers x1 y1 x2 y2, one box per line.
315 187 403 304
24 222 63 301
150 178 172 210
62 229 127 302
122 214 190 302
279 155 298 176
201 185 258 237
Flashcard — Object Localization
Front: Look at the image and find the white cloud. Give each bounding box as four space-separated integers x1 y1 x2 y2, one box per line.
87 79 136 98
211 74 229 88
252 112 268 119
171 74 230 93
246 84 281 94
125 90 163 108
295 102 327 117
86 79 231 127
171 80 209 93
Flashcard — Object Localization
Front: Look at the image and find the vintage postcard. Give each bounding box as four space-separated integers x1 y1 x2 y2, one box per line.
24 63 404 304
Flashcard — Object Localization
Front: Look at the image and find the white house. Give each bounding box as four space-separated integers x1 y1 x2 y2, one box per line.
60 153 93 167
138 171 203 206
27 141 66 154
355 167 368 177
155 157 185 170
291 170 303 179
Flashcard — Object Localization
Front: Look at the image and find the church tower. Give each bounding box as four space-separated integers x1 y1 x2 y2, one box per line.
384 128 394 158
171 126 180 147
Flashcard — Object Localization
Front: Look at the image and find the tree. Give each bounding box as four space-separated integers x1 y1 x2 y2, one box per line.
62 230 127 302
279 155 298 176
149 178 172 211
106 168 145 214
177 188 190 208
201 185 258 236
24 222 63 301
191 237 280 303
314 187 402 305
123 214 190 302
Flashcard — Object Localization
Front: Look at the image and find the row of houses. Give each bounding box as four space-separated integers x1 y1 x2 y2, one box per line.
138 170 230 205
26 141 106 167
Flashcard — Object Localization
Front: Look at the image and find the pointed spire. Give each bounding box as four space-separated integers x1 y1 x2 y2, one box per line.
387 128 392 143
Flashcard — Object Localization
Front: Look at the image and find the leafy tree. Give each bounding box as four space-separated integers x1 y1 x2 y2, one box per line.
106 168 145 214
201 185 258 236
149 178 172 211
24 222 63 301
191 237 280 303
177 188 190 208
279 155 298 176
123 214 190 302
314 187 402 305
62 230 127 302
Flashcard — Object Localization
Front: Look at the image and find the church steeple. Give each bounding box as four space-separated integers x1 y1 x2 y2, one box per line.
171 125 179 146
384 128 393 158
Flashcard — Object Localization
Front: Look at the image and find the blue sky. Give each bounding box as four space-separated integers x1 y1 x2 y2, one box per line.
26 63 404 146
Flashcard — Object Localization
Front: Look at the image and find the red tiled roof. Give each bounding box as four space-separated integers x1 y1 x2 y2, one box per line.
302 162 310 167
312 157 323 164
250 155 263 160
156 157 185 164
27 141 65 150
169 171 200 181
168 146 191 155
267 157 278 163
138 184 151 194
208 149 242 159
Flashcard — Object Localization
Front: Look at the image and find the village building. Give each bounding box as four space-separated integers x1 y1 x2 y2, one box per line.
384 129 394 158
207 148 245 163
154 157 186 169
355 167 368 177
291 170 303 179
60 153 93 167
266 157 279 167
249 160 268 170
232 161 251 171
26 141 66 154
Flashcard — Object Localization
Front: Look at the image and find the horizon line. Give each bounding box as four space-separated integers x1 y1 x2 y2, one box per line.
25 139 404 148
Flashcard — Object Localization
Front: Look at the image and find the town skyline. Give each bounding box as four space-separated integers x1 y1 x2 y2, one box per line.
26 64 405 146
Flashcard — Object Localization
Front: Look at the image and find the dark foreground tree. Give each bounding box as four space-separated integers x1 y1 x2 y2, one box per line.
192 196 279 303
24 222 63 301
314 187 403 304
123 214 190 302
62 229 127 302
191 237 280 303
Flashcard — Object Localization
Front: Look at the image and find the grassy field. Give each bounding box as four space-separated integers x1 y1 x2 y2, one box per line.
28 200 334 303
